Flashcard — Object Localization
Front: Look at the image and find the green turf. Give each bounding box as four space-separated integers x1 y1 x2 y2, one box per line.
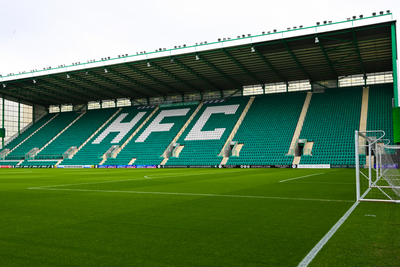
0 168 398 266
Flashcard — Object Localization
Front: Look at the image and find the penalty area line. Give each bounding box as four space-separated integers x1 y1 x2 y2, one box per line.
297 200 359 267
279 173 325 183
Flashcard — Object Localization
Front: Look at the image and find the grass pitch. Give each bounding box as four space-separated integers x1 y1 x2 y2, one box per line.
0 168 398 266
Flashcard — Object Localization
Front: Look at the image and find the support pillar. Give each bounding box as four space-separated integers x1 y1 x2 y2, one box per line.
391 22 399 107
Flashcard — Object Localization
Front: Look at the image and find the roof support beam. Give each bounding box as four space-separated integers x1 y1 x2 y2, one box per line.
150 62 202 93
222 49 264 85
88 71 148 98
37 79 90 102
198 55 241 88
126 64 182 95
253 48 288 84
50 76 110 100
20 81 75 103
351 28 366 82
6 84 53 104
317 41 338 78
173 58 221 91
282 41 313 81
392 22 399 107
107 68 164 97
69 73 123 99
0 87 32 101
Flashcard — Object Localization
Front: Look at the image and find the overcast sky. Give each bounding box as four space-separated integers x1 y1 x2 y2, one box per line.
1 0 399 77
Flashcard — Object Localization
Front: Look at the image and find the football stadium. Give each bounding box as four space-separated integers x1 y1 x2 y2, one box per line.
1 10 399 266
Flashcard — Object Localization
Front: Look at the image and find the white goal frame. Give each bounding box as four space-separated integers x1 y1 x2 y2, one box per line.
355 130 400 203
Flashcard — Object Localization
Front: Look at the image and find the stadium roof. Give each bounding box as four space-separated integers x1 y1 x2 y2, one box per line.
0 13 397 106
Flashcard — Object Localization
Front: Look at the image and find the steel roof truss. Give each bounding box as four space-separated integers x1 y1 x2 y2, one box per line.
254 49 288 84
150 62 201 93
20 81 75 103
198 55 241 88
88 71 147 98
282 42 312 81
37 79 90 102
106 68 160 98
352 28 366 79
222 49 264 85
126 65 182 96
174 58 220 91
70 74 121 99
50 76 109 100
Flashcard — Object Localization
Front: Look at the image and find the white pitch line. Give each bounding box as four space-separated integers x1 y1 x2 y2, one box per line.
297 201 359 267
279 173 325 183
27 170 246 189
28 187 354 203
287 181 355 185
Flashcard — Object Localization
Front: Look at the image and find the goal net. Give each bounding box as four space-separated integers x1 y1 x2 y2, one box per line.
355 130 400 203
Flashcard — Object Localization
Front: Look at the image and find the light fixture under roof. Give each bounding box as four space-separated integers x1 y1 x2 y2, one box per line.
66 74 70 79
104 69 108 73
315 37 319 43
33 79 36 84
170 58 174 63
3 84 6 88
195 55 200 60
147 62 151 67
251 47 255 53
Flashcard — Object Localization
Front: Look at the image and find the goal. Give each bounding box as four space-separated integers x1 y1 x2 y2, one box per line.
355 130 400 203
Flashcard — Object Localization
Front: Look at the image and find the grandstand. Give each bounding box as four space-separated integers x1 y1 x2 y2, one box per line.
0 13 398 168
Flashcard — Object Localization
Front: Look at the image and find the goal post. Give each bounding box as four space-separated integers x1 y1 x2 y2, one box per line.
355 130 400 203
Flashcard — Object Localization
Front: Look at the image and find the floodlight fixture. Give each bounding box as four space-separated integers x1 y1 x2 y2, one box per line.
316 22 320 25
347 18 351 21
287 27 291 30
33 79 36 83
323 21 327 24
183 44 186 47
299 25 303 28
3 84 6 88
353 16 356 19
237 36 240 38
195 55 200 60
66 74 70 79
262 31 265 34
248 34 251 37
104 69 108 73
293 26 297 29
218 38 221 41
204 41 207 44
147 62 151 67
315 36 319 43
380 11 383 15
268 31 271 34
387 10 390 14
372 12 376 16
359 15 363 18
273 29 277 33
328 21 332 23
251 47 255 53
242 34 245 37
